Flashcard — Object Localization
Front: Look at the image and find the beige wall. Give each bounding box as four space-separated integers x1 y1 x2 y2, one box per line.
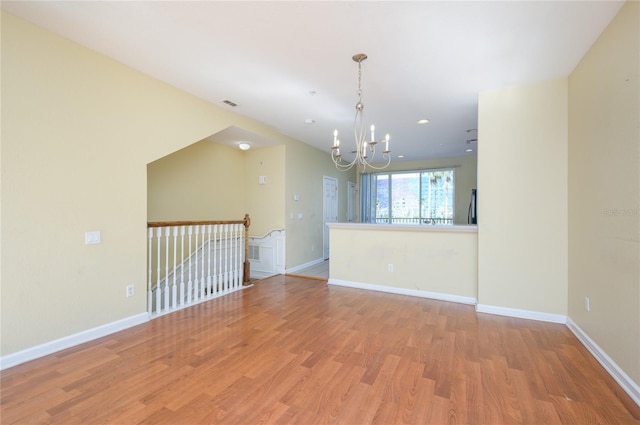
285 140 356 268
147 141 246 222
380 155 478 225
329 225 478 300
2 11 230 355
244 145 286 237
477 78 568 315
568 1 639 385
0 11 328 357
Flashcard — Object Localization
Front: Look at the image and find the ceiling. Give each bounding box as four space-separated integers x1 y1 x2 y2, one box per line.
2 1 624 161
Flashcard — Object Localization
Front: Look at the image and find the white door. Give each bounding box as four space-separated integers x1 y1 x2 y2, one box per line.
347 181 357 222
323 176 338 260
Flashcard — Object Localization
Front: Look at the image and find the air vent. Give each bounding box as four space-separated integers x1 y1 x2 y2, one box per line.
248 245 260 261
223 99 238 107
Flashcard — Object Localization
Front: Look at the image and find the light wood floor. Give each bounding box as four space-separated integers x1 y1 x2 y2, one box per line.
2 275 639 424
288 260 329 280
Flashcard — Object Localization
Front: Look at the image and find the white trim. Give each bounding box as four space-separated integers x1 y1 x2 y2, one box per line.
150 285 250 318
250 270 279 279
286 258 325 274
475 304 566 324
566 318 640 407
326 222 478 233
328 278 477 305
251 228 285 239
0 313 149 371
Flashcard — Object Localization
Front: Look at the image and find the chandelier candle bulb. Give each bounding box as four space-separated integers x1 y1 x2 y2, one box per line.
385 134 390 152
333 130 339 147
363 141 368 158
371 125 375 142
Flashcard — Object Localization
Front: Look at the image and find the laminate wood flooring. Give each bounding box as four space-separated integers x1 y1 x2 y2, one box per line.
2 275 639 424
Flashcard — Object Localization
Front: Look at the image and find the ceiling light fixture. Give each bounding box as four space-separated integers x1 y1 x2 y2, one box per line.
331 53 391 171
238 142 251 151
417 119 430 124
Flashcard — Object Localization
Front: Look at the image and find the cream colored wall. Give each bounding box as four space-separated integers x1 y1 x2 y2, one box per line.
284 140 356 268
0 12 304 357
568 1 639 385
147 141 245 221
244 145 286 237
329 225 478 299
381 155 478 224
477 78 568 315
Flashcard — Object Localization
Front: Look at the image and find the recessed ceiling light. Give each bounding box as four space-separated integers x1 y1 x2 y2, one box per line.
465 148 473 153
305 118 316 125
397 155 405 159
417 119 430 124
238 143 251 151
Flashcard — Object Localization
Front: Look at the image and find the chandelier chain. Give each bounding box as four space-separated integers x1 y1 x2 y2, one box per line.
357 60 363 100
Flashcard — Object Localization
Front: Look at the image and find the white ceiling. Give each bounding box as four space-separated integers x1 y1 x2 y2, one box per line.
2 1 624 161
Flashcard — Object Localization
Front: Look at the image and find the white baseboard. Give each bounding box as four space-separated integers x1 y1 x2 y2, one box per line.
251 270 279 279
286 258 326 274
327 278 477 305
566 318 640 407
475 303 567 324
0 313 149 371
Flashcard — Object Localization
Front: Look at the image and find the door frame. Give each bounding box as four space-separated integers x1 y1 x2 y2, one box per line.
323 176 338 260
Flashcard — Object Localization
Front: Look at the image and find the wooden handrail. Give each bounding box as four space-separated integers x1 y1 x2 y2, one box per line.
147 214 252 286
148 215 250 228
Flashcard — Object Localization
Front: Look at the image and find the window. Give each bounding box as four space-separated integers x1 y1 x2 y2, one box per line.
361 169 455 225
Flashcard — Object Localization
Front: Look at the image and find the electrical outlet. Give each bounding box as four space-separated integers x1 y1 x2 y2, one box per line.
126 285 135 298
584 296 590 312
388 264 394 272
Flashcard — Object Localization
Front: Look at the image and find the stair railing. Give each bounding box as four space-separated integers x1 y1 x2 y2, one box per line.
147 214 251 316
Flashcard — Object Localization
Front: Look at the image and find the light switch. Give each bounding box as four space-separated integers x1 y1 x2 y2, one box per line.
259 176 267 185
85 231 101 245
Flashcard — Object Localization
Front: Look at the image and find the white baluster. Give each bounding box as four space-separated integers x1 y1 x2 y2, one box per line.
155 227 162 313
179 226 185 307
229 224 233 290
233 224 239 289
206 224 212 297
213 224 218 295
164 227 170 310
187 225 193 304
194 225 199 302
218 224 224 292
200 224 206 299
224 224 229 292
238 224 243 286
172 226 178 309
148 227 153 314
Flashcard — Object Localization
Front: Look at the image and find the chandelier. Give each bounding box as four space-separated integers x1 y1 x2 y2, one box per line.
331 53 391 171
